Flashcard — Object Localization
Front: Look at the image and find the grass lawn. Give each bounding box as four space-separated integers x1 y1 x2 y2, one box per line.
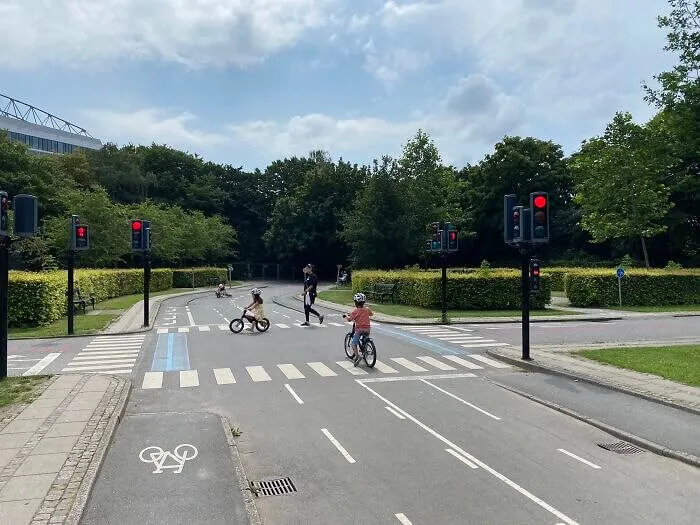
606 304 700 313
318 289 574 318
97 287 196 310
580 345 700 387
0 376 52 408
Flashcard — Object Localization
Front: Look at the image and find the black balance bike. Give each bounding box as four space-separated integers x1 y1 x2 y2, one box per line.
229 309 270 333
342 317 376 367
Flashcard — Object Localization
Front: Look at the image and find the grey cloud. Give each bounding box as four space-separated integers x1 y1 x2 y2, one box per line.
521 0 576 15
444 74 500 116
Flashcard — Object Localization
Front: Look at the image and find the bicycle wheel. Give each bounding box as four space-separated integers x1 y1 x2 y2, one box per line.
256 318 270 332
344 333 354 359
229 318 244 333
363 339 377 368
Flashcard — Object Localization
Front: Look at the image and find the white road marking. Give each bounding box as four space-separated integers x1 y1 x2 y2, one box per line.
417 331 461 336
278 364 305 379
157 328 168 334
395 513 413 525
467 354 511 368
178 327 189 333
436 336 488 342
223 317 230 323
22 353 61 376
357 382 580 525
86 342 143 348
442 355 483 369
93 370 131 374
459 342 510 348
449 326 475 333
373 360 399 374
187 310 195 326
218 324 229 330
416 356 456 370
214 368 236 384
391 358 428 372
359 373 476 383
558 449 602 470
385 406 406 419
329 322 344 327
78 350 140 356
276 323 290 329
421 380 501 420
63 364 133 372
198 326 211 332
308 362 337 377
180 370 199 387
65 358 135 366
336 361 368 375
142 372 163 389
321 428 355 464
446 448 479 469
246 366 272 382
284 384 304 404
89 337 145 343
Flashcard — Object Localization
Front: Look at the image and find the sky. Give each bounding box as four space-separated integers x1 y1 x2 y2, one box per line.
0 0 676 171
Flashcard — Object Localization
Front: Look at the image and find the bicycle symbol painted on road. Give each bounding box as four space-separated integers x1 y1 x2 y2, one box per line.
139 444 198 474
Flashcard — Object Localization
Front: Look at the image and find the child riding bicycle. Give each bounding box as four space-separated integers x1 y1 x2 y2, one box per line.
343 292 374 366
243 288 265 332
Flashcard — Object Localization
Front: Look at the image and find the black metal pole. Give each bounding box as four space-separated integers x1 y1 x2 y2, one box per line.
144 252 151 327
0 237 10 379
521 248 531 360
441 253 447 323
67 250 75 335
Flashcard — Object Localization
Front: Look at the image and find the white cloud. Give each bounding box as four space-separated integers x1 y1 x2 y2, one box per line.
0 0 333 69
364 48 429 84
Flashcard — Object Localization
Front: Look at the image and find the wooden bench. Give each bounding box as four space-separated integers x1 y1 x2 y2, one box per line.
365 283 398 303
72 288 95 313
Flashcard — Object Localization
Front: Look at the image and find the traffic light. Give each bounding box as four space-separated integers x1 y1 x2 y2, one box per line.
530 191 549 244
503 194 517 244
512 206 523 243
143 220 151 252
131 219 144 251
74 224 89 250
426 222 442 253
530 258 541 293
444 223 458 252
0 191 9 237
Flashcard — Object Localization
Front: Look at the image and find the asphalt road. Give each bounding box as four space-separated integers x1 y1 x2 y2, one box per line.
81 283 699 524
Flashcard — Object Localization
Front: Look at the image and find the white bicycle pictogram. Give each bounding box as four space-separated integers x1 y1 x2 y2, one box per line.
139 444 198 474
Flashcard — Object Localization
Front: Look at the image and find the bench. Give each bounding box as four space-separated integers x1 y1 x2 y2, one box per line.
72 288 95 313
365 283 398 303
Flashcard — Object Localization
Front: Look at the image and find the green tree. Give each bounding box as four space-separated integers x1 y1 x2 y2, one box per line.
570 112 672 267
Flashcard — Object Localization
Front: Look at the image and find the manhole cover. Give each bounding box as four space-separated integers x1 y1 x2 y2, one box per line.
597 441 643 454
250 477 297 497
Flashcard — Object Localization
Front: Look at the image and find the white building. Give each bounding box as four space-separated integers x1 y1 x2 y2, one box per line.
1 93 102 155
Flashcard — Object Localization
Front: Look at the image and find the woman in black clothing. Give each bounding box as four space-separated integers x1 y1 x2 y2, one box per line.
301 264 324 326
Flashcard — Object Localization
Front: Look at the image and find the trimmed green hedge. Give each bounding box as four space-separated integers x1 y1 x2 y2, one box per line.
565 269 700 307
352 270 550 310
173 267 229 288
543 267 577 292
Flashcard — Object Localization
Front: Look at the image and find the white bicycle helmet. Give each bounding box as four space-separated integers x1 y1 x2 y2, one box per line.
251 288 262 295
353 292 366 303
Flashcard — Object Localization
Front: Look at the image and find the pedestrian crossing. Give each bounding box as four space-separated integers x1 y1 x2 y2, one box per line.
155 321 347 334
61 334 146 375
139 353 510 390
401 325 511 349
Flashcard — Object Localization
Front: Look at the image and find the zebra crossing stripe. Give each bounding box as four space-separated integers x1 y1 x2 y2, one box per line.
246 366 272 382
460 342 510 348
307 362 337 377
218 324 229 330
142 372 163 389
416 356 456 371
391 358 428 372
329 322 345 327
336 361 367 376
180 370 199 387
276 323 290 329
443 355 483 369
198 326 211 332
214 368 236 384
467 354 511 368
373 360 398 374
67 358 134 366
278 364 305 379
178 327 189 333
157 328 168 334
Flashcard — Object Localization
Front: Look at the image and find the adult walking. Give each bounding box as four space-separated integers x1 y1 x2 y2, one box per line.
301 263 324 326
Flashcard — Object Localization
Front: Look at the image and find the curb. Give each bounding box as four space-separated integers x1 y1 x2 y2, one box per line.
221 415 261 525
487 378 700 468
484 349 700 417
66 374 133 525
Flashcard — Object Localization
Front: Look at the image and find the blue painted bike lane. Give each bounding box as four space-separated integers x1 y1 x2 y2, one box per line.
150 333 190 371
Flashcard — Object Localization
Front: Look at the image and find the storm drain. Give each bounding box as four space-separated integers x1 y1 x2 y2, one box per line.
596 441 644 455
249 477 297 497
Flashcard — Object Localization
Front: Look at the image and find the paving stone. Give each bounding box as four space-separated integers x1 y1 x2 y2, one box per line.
54 410 94 424
0 433 33 450
2 418 46 435
31 437 78 455
0 448 21 469
15 408 55 421
0 498 43 525
0 473 56 501
44 422 88 439
15 454 69 476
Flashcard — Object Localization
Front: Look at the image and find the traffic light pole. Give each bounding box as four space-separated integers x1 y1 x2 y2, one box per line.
67 250 75 335
441 253 447 323
143 252 151 327
520 247 531 360
0 236 10 379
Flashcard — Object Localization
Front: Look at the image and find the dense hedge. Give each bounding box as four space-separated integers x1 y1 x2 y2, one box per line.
352 270 550 310
565 269 700 307
543 268 576 292
9 267 228 327
172 267 229 288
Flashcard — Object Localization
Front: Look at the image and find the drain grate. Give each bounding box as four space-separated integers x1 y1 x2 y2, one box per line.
597 441 644 454
250 477 297 497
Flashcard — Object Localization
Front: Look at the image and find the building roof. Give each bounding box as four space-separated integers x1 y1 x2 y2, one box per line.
0 92 96 138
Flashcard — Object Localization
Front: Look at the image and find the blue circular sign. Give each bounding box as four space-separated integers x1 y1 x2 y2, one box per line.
616 267 625 279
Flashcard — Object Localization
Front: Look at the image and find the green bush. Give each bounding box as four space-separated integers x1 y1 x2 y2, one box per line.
172 267 228 288
565 269 700 307
543 267 579 292
352 270 550 310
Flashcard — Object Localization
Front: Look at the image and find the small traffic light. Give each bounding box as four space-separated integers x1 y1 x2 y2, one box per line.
12 194 38 238
530 191 549 244
503 194 517 244
512 206 523 243
530 259 541 293
74 224 89 250
445 223 458 252
0 191 9 237
143 220 151 252
131 219 144 251
426 222 442 253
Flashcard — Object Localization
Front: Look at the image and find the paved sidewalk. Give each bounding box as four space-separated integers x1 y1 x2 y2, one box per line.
486 345 700 414
0 374 130 524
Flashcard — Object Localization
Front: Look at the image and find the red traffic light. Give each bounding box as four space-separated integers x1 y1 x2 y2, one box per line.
533 195 547 208
76 226 86 238
532 268 540 276
449 231 457 241
131 220 142 231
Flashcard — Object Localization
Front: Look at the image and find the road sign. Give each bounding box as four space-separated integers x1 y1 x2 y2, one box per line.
616 267 625 279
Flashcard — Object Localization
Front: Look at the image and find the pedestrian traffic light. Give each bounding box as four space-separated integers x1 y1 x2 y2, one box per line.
131 219 144 251
530 259 541 293
445 223 458 252
512 206 523 243
143 220 151 252
74 224 89 250
530 191 549 244
426 222 442 252
0 191 9 237
503 194 517 244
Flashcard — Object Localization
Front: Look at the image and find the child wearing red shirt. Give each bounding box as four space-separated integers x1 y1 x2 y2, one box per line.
344 292 374 366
